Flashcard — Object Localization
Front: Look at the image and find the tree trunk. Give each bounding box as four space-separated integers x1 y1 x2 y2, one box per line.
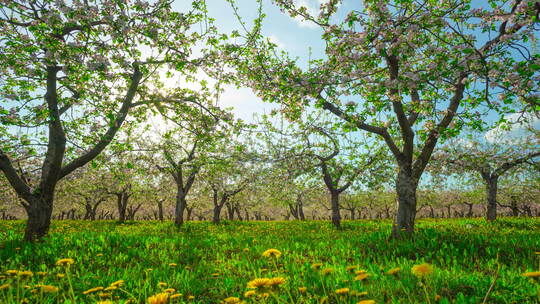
330 191 341 229
298 201 305 220
24 195 54 241
116 192 129 222
392 168 418 238
213 205 223 223
174 194 187 227
157 199 164 221
486 177 498 221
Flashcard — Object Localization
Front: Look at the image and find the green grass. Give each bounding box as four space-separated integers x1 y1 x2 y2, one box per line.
0 218 539 303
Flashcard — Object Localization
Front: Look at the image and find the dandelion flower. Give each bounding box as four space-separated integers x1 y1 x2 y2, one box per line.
169 263 177 267
164 288 175 293
148 292 169 304
357 300 376 304
298 287 307 294
97 302 113 304
41 285 59 293
223 297 241 304
0 283 10 291
335 288 350 295
311 263 323 270
211 273 220 277
354 273 369 281
321 268 334 276
435 294 442 301
36 271 47 276
18 270 33 279
355 269 367 275
187 295 195 300
104 286 117 291
98 292 112 298
386 267 400 275
110 280 124 287
267 277 286 287
411 263 434 278
346 265 358 273
56 273 65 279
158 282 168 288
244 290 256 298
83 286 104 294
262 249 282 258
356 291 368 296
55 258 74 266
170 293 182 299
522 271 540 279
6 270 18 276
247 278 270 289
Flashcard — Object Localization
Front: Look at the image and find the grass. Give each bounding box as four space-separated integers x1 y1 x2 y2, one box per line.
0 218 539 303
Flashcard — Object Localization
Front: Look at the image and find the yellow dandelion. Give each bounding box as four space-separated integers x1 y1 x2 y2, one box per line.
357 300 376 304
321 268 334 275
355 269 367 275
0 283 10 291
298 287 307 294
259 293 270 299
55 258 74 266
158 282 168 288
98 292 112 298
56 273 65 279
411 263 434 278
522 271 540 279
267 277 286 287
41 285 59 293
262 248 282 258
223 297 241 304
148 292 169 304
36 271 47 276
187 295 195 300
211 273 220 277
169 263 177 267
354 273 369 281
311 263 323 270
335 288 350 295
97 301 113 304
6 270 18 276
243 248 250 252
244 290 256 298
346 265 358 273
110 280 124 287
247 278 270 289
386 267 400 275
164 288 176 293
104 286 117 291
170 293 182 299
435 294 442 301
356 291 368 297
83 286 104 294
18 270 33 279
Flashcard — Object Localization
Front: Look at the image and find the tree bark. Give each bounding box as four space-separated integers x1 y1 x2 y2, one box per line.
392 168 418 238
24 195 54 241
175 193 187 226
330 191 341 229
157 199 164 221
485 177 498 221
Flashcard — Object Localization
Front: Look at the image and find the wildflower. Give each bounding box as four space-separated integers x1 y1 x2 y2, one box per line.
262 249 282 258
83 286 104 294
411 263 434 278
247 278 270 289
386 267 400 275
41 285 59 293
354 273 369 281
104 286 117 291
36 271 47 276
298 287 307 294
170 293 182 299
335 288 350 295
522 271 540 279
435 294 442 301
158 282 168 288
164 288 175 293
55 258 74 266
259 293 270 298
169 263 177 267
267 277 286 287
244 290 256 298
357 300 376 304
311 263 323 270
321 268 334 275
211 273 220 277
97 301 113 304
148 292 169 304
223 297 241 304
110 280 124 287
6 270 18 276
96 253 104 257
56 273 65 278
346 265 358 273
0 283 10 291
243 248 250 252
18 270 33 279
98 292 112 298
356 291 368 297
355 269 367 275
187 295 195 300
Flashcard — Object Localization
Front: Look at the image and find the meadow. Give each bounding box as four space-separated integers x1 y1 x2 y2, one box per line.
0 218 539 304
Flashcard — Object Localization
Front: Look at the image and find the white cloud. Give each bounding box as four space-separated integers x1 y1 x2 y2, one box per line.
484 112 540 144
291 0 321 29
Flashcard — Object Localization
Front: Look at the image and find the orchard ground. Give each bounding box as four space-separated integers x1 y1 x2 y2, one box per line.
0 218 539 303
